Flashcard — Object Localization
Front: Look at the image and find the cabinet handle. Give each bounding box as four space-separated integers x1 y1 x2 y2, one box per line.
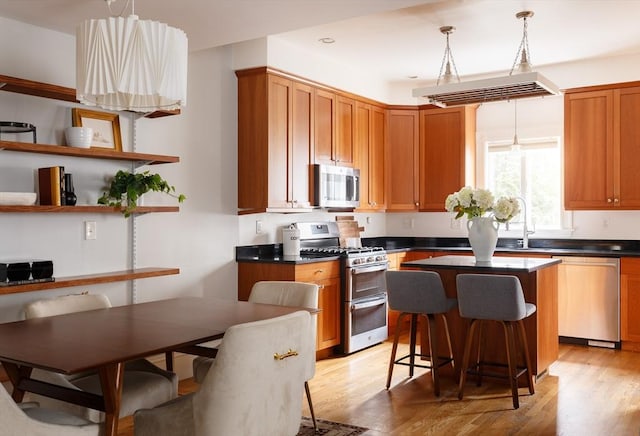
318 284 325 289
614 198 620 203
415 202 419 207
315 269 324 274
607 198 613 203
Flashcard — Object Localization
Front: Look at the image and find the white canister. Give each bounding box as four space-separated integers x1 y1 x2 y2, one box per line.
282 224 301 259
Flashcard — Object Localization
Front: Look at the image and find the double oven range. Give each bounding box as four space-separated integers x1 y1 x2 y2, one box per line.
296 222 388 354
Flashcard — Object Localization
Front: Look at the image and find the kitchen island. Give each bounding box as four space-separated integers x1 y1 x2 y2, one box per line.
401 255 561 381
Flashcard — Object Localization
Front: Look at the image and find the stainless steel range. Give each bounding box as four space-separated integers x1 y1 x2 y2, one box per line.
296 222 388 354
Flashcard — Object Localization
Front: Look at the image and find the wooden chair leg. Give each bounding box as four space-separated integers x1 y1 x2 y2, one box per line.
517 319 535 395
476 320 486 387
426 314 440 396
304 381 317 431
386 312 408 389
458 319 478 400
503 321 520 409
408 314 418 378
440 313 455 372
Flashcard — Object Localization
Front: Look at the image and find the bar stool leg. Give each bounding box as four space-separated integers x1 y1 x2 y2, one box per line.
386 312 408 389
517 319 535 395
408 314 418 378
426 313 441 396
440 313 455 372
458 318 479 400
476 320 485 387
503 321 520 409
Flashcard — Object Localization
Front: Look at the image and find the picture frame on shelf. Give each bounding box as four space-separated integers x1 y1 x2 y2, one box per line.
71 108 122 151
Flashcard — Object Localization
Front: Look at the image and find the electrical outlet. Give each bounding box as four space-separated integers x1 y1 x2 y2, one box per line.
85 221 97 240
256 220 263 234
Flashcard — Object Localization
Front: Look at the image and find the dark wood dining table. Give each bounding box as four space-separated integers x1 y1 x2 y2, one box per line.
0 297 312 436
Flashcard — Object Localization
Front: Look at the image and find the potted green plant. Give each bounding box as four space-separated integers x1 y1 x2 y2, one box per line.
98 170 186 217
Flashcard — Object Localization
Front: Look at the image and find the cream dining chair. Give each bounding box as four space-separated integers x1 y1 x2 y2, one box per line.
0 384 102 436
191 280 320 430
134 310 312 436
22 293 178 422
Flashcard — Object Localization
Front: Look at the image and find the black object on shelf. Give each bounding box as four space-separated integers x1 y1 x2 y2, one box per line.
64 173 77 206
0 121 36 143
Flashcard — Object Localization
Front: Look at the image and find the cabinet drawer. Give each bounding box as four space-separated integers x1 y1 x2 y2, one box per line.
296 261 341 281
621 257 640 274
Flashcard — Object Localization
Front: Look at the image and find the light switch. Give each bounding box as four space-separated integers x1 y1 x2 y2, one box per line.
85 221 97 240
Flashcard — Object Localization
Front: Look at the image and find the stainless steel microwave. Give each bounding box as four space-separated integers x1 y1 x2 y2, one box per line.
312 164 360 208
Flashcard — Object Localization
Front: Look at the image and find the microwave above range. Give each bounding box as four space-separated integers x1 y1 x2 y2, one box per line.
312 164 360 209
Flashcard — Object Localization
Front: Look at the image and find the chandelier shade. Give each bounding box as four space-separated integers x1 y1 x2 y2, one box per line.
76 14 188 112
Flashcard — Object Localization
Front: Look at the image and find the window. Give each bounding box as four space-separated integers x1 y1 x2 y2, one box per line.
486 137 563 230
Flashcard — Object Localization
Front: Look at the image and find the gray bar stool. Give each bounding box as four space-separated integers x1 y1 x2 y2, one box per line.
385 270 456 396
456 273 536 409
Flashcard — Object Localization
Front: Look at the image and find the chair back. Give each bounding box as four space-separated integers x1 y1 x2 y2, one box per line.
385 270 452 314
249 281 319 309
194 311 311 436
456 274 531 321
24 293 111 319
0 382 100 436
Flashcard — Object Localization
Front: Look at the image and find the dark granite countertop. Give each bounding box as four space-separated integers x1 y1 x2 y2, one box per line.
236 237 640 265
401 255 561 273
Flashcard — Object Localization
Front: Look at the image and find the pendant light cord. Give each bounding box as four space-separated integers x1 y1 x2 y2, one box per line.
510 11 533 75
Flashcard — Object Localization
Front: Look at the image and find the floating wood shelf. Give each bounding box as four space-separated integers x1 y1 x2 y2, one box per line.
0 140 179 165
0 267 180 295
0 205 179 214
0 74 180 118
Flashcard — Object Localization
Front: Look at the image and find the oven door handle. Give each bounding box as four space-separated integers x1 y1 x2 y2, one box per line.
350 263 388 275
351 295 387 311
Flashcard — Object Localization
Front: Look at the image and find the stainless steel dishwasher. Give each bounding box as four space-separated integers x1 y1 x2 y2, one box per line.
553 256 620 347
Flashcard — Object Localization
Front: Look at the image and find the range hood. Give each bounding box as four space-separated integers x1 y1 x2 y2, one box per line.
412 71 560 108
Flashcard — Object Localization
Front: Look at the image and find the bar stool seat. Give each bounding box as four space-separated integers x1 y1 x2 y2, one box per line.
456 273 536 409
385 270 456 396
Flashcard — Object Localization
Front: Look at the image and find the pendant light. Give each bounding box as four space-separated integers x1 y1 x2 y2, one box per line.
412 10 559 107
76 0 188 113
511 99 521 151
436 26 460 86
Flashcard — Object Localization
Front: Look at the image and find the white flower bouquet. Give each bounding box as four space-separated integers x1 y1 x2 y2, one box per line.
445 186 520 223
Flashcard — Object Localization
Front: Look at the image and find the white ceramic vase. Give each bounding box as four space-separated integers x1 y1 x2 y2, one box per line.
467 216 499 263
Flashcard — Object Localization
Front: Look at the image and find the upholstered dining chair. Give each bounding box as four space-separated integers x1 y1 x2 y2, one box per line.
134 310 312 436
22 293 178 422
0 384 102 436
192 280 320 430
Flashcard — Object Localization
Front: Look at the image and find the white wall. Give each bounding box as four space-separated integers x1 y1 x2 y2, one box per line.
0 17 240 324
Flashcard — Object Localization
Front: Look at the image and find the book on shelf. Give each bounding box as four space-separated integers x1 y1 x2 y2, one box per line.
38 166 65 206
0 277 55 287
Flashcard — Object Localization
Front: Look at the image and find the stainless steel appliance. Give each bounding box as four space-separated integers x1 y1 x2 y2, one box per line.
312 164 360 209
296 222 388 354
554 256 620 347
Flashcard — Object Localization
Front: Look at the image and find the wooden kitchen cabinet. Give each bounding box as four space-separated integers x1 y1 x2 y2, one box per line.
237 68 313 213
564 82 640 210
621 257 640 349
237 260 341 352
314 90 354 166
386 109 420 211
418 106 476 211
354 101 386 211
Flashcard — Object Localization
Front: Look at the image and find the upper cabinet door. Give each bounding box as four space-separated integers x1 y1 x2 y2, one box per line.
616 86 640 208
386 109 420 211
335 95 355 166
564 89 614 209
418 106 476 212
314 89 336 165
290 82 314 207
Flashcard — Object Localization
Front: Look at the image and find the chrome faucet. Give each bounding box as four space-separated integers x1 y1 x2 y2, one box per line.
506 196 535 249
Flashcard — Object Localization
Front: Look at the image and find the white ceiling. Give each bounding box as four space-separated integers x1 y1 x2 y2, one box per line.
1 0 640 84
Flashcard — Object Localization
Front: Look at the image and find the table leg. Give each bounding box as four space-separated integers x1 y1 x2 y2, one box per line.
99 362 125 436
2 362 32 402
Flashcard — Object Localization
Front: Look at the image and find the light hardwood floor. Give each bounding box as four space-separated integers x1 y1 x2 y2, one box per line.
118 340 640 435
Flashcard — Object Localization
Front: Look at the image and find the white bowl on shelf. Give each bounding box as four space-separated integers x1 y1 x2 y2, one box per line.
65 127 93 148
0 192 37 205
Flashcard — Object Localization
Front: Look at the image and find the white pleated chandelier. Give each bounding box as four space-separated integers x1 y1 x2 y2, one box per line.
76 0 188 112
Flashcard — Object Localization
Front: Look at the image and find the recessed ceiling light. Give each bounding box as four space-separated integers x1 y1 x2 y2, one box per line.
408 75 418 79
318 37 335 44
